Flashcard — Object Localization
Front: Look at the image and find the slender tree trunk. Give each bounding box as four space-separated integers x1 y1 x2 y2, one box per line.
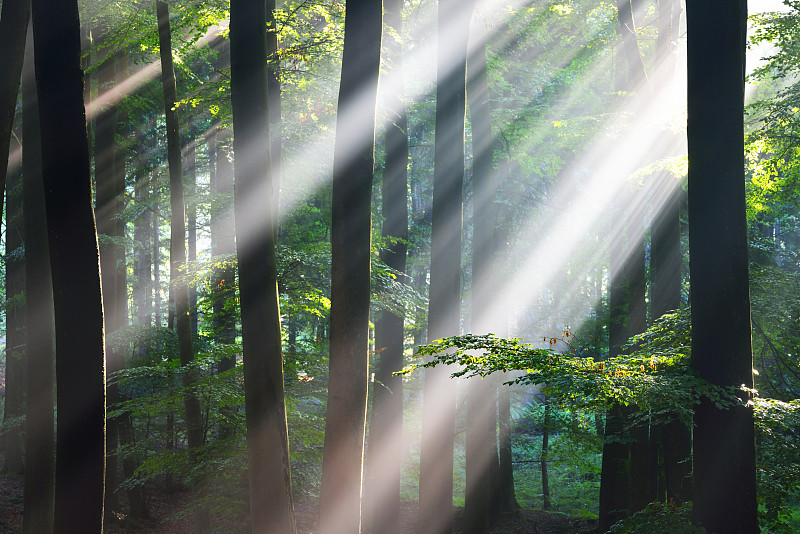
0 0 29 227
21 23 55 533
186 139 198 336
541 397 551 511
686 2 758 532
465 2 499 530
653 0 692 506
229 0 297 531
94 23 124 516
318 1 382 532
153 177 162 327
211 126 236 355
155 3 206 528
3 133 25 476
365 0 408 530
32 0 106 527
420 2 475 533
267 0 282 234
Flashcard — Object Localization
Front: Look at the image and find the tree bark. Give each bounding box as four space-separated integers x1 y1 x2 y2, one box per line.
3 133 25 476
0 0 29 227
420 2 475 533
229 0 297 531
155 2 206 529
94 23 125 516
686 2 758 532
318 1 382 532
465 2 500 530
31 0 106 527
21 23 55 533
652 0 691 507
365 0 408 530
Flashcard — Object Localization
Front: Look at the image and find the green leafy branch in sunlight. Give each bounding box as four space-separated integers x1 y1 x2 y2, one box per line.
402 310 738 421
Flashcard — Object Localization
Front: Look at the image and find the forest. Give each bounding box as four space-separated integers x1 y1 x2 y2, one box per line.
0 0 799 532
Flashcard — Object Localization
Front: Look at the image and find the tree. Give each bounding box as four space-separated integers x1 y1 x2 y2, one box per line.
155 2 206 528
419 1 476 533
31 0 106 527
365 0 409 531
686 1 758 532
0 0 29 226
94 22 126 516
318 0 382 532
465 1 500 530
651 0 691 506
21 23 55 533
3 122 25 477
229 0 297 531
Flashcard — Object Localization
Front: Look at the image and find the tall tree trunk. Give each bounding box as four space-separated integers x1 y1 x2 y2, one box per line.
0 0 29 227
186 138 198 336
598 231 632 531
318 1 382 532
4 130 25 476
420 2 475 533
94 23 125 516
32 0 106 527
465 2 500 530
541 397 551 511
267 0 282 235
210 126 236 355
652 0 692 506
155 2 206 529
21 23 55 533
365 0 408 531
686 2 757 532
229 0 297 531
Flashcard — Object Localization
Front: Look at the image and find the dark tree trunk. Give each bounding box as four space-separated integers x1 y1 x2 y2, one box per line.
318 1 382 533
229 0 297 531
21 23 55 533
0 0 29 227
210 127 236 353
186 139 198 336
652 0 692 506
420 2 475 533
267 0 282 234
599 230 631 531
156 3 206 528
94 24 125 516
3 133 25 476
686 2 758 532
541 397 551 511
465 2 500 530
365 0 408 531
31 0 106 527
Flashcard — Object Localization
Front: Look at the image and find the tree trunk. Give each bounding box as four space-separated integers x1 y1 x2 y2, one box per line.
94 23 125 516
686 2 758 532
229 0 297 531
21 23 55 533
32 0 106 527
318 1 382 532
465 2 500 530
365 0 408 530
420 2 475 533
652 0 692 506
3 133 25 476
155 2 206 529
0 0 29 227
541 397 551 511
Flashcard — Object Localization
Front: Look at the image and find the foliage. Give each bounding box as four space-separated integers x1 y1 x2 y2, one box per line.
405 311 738 423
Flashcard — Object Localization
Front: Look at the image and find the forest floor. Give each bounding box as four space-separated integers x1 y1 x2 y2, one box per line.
0 454 596 533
